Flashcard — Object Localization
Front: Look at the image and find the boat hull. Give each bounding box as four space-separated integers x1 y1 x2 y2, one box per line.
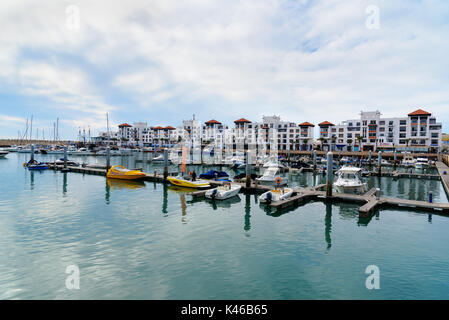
259 188 293 203
106 165 146 180
205 185 241 200
335 184 367 195
167 177 210 189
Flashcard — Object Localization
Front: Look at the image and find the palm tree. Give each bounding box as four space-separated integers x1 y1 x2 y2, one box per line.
303 138 309 151
356 134 363 150
318 137 325 151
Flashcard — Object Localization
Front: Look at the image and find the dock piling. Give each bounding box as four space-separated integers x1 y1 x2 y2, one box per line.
394 151 397 167
378 151 382 175
326 152 333 197
163 148 169 181
106 147 110 171
313 150 317 171
245 150 252 188
30 144 35 162
63 146 68 169
369 150 372 165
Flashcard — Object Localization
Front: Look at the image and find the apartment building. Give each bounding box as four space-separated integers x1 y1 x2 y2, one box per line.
323 109 442 152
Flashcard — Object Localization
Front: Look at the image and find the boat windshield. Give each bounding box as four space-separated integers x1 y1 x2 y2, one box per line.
263 167 278 177
339 172 360 180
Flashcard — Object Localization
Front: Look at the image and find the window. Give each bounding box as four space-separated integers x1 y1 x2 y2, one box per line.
379 121 385 125
389 121 394 126
400 120 406 125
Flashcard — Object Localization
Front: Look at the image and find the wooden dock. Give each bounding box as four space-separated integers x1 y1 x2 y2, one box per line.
436 161 449 197
47 163 449 218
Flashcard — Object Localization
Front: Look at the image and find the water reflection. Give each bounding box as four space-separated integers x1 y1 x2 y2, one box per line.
106 179 146 190
162 184 168 215
206 196 241 210
62 172 67 195
325 202 332 251
180 194 187 224
244 194 251 234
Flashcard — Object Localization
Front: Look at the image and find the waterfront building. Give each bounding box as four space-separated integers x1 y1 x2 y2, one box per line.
318 121 335 151
298 122 315 151
324 109 442 152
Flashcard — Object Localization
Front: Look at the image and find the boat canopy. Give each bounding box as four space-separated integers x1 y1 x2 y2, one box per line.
199 170 229 179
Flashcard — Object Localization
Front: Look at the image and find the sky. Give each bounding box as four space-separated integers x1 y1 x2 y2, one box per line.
0 0 449 140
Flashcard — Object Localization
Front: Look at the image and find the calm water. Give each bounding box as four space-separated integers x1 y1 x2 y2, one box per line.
1 152 449 299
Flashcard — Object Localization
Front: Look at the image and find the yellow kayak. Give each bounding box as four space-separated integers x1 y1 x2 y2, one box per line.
107 165 146 180
167 176 210 189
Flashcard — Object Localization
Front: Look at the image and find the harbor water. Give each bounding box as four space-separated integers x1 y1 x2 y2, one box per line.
1 152 449 299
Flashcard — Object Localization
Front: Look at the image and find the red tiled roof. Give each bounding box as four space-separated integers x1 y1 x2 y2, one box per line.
234 118 251 123
152 126 164 130
118 123 132 127
164 126 176 130
318 121 334 126
408 109 431 116
299 122 315 127
205 119 222 125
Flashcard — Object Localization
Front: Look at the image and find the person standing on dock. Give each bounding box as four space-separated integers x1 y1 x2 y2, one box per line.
192 170 197 181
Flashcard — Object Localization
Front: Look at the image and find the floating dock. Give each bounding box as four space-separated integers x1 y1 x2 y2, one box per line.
47 161 449 219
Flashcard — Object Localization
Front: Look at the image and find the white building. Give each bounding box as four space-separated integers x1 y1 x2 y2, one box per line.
323 109 442 152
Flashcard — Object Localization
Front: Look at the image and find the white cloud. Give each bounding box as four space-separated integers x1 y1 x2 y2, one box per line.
0 0 448 137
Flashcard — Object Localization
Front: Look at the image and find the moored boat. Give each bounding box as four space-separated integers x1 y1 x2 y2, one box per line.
259 187 293 203
167 175 210 189
106 165 146 180
205 183 241 200
334 166 367 194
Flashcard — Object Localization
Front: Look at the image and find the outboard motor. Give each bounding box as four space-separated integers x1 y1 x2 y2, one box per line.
211 188 218 200
266 192 272 204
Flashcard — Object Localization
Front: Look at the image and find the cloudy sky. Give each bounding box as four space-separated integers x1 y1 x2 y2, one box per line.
1 0 448 140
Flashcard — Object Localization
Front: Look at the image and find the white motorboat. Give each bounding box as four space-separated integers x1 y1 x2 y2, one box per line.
334 166 367 195
259 187 294 203
256 166 288 186
205 183 242 200
0 150 9 158
415 157 429 169
402 153 416 167
152 154 172 164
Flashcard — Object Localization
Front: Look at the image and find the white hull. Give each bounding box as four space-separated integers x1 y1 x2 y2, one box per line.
335 183 367 195
259 188 293 203
205 185 241 200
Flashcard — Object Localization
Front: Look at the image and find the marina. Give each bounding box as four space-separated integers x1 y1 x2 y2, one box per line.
1 151 449 300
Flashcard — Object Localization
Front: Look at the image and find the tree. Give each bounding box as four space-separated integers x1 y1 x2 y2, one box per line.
303 138 309 151
318 137 325 151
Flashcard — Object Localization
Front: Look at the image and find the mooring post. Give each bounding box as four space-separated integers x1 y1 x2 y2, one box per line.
106 146 111 171
394 150 397 167
368 150 372 165
63 146 68 169
326 152 333 197
428 191 433 203
163 148 169 181
30 144 35 162
376 188 381 200
313 150 317 171
246 150 252 188
377 151 382 175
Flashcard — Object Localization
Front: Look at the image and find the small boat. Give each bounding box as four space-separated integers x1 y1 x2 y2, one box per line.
334 166 367 195
55 159 80 167
152 154 172 164
106 165 146 180
199 170 230 180
25 161 48 170
0 151 9 158
256 166 287 186
205 183 241 200
167 175 210 189
415 157 429 169
402 153 416 167
259 187 294 204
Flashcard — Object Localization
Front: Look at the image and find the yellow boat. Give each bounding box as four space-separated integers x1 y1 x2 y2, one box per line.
107 165 146 180
167 176 211 189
